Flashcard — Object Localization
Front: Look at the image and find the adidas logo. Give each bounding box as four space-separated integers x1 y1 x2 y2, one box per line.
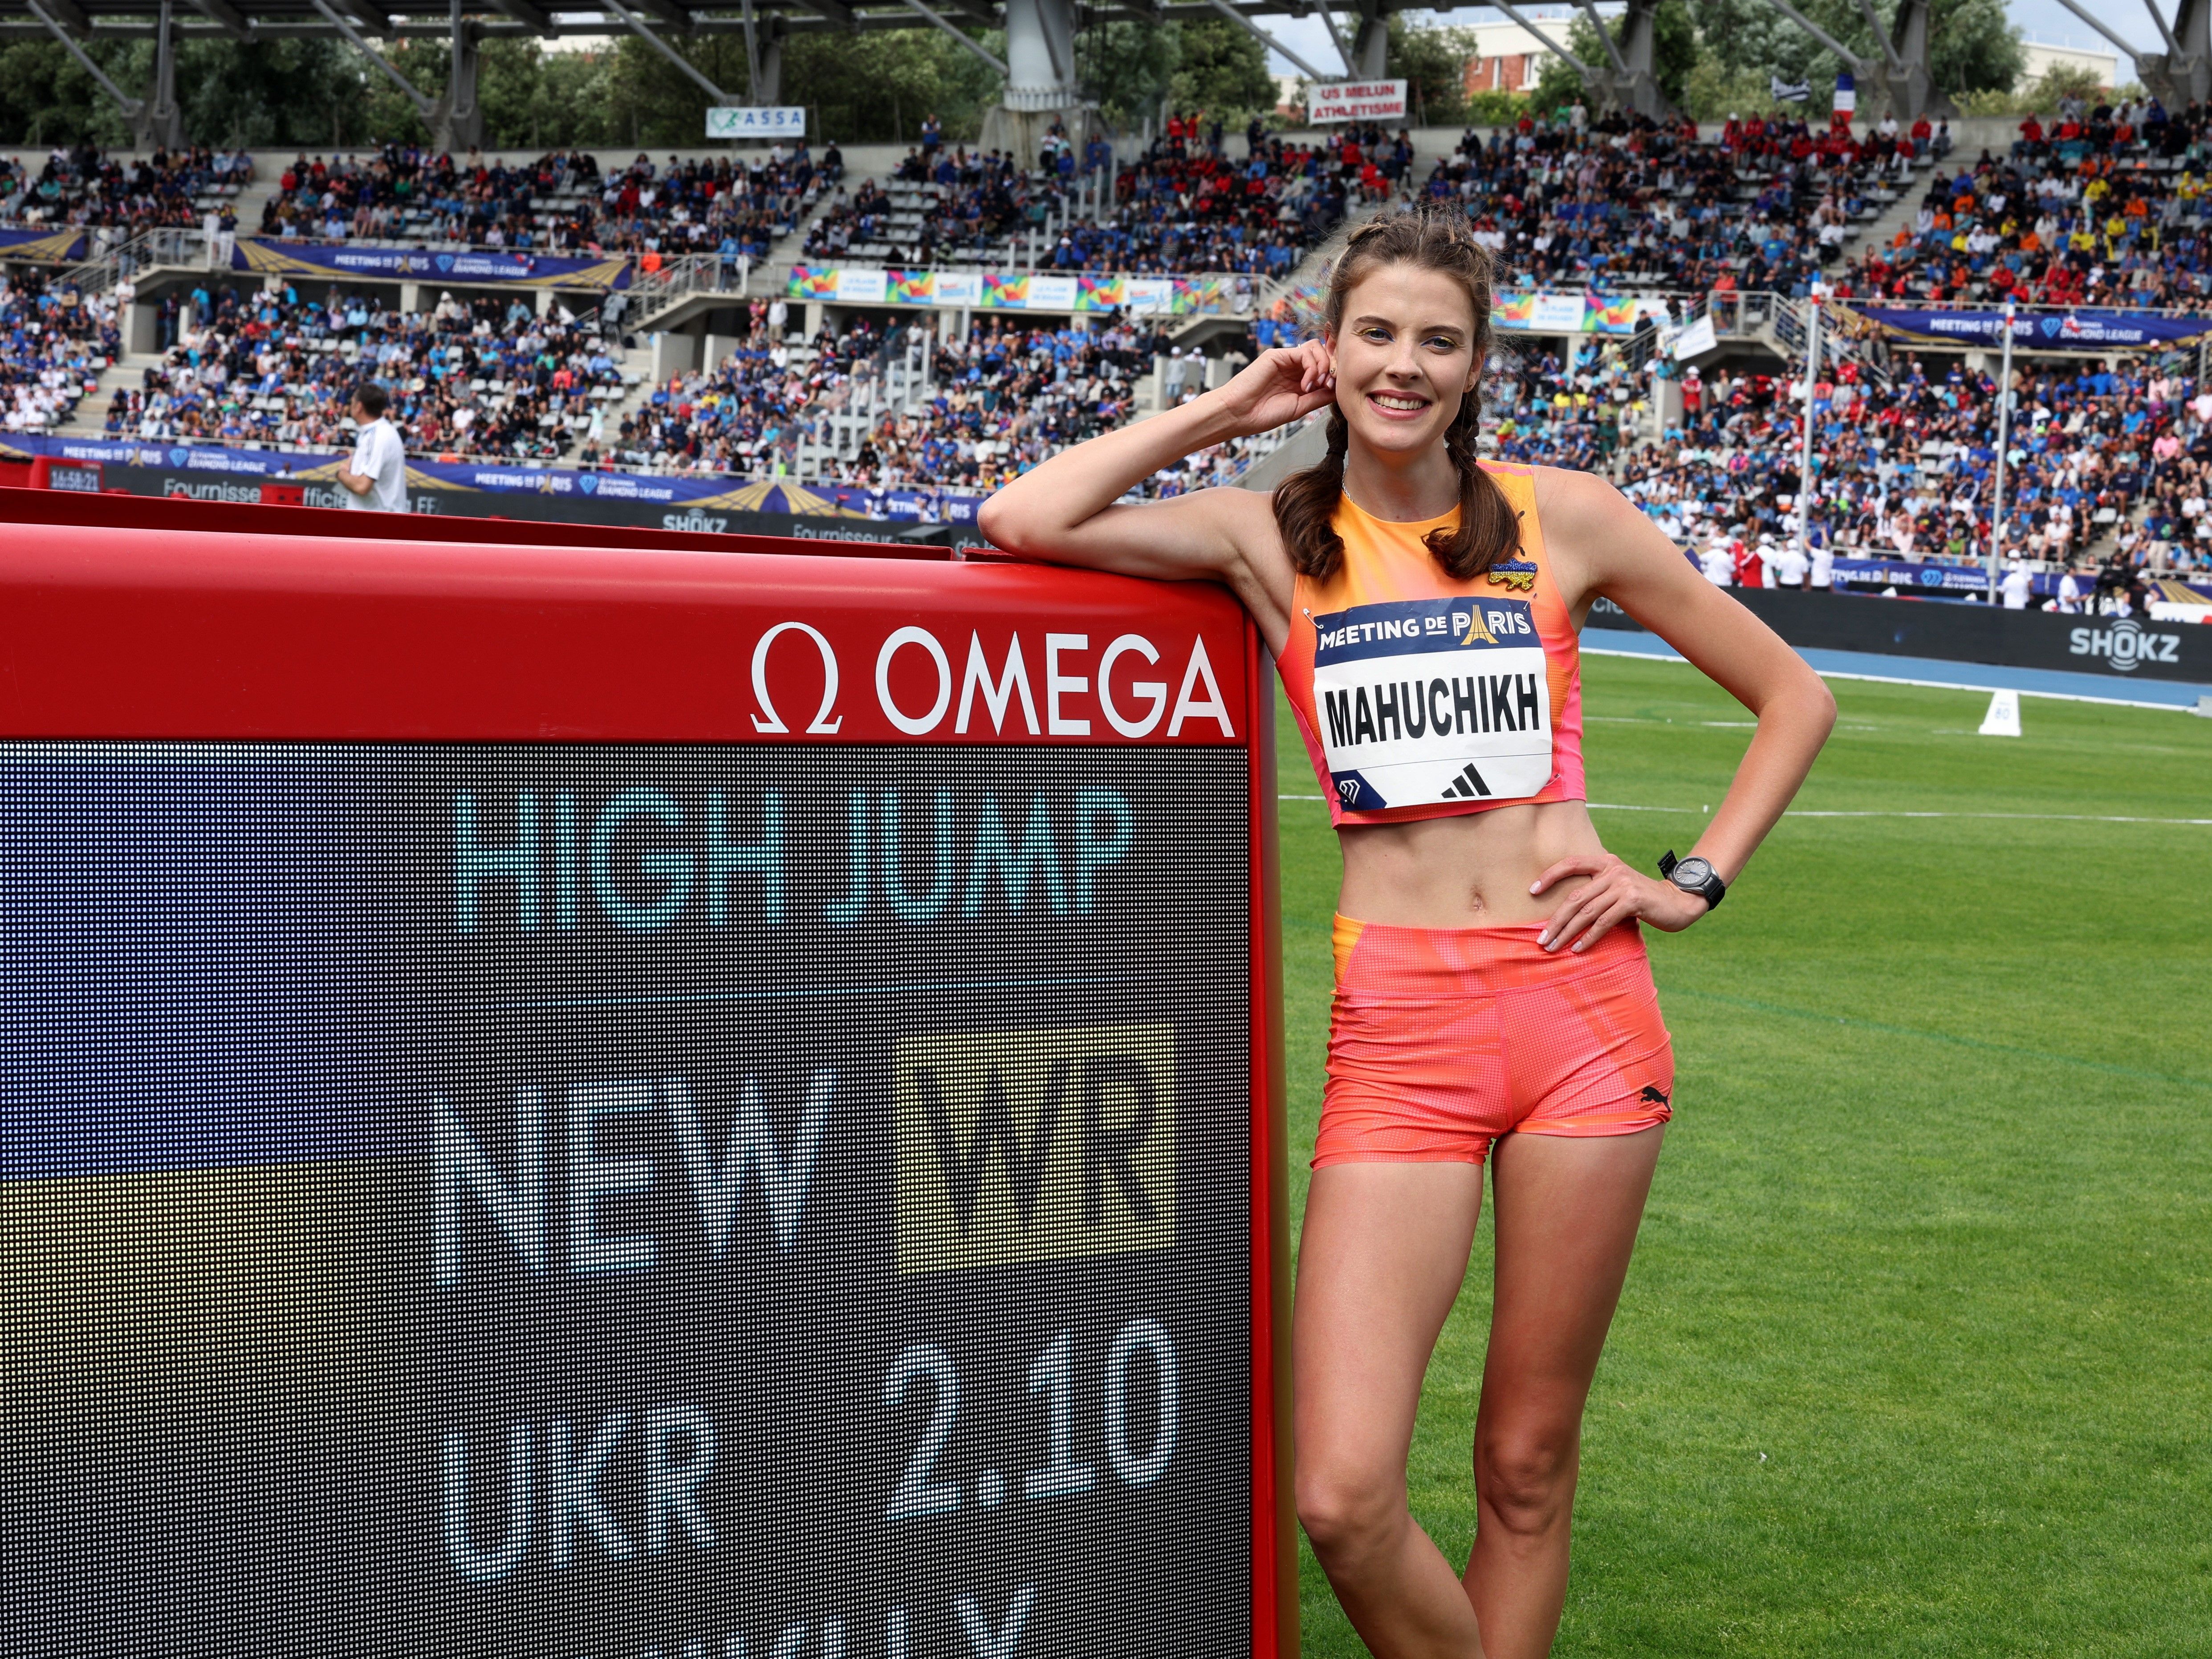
1443 763 1492 799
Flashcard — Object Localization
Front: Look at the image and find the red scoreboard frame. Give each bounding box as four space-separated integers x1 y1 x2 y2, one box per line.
0 488 1297 1656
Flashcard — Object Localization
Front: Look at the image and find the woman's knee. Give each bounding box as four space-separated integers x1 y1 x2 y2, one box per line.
1295 1461 1409 1562
1474 1428 1578 1539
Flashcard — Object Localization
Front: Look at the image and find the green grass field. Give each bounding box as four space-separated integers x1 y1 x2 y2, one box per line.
1274 654 2212 1658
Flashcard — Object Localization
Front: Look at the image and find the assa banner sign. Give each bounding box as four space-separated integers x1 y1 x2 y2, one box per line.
0 521 1293 1657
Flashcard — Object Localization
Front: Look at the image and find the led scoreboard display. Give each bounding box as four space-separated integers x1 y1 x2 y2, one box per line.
0 504 1291 1659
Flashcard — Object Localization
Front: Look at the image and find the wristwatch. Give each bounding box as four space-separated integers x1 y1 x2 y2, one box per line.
1658 850 1727 911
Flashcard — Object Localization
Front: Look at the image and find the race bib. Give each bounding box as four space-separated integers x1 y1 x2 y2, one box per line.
1311 596 1553 812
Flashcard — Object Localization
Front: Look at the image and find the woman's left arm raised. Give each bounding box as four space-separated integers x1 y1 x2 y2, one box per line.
1527 468 1838 951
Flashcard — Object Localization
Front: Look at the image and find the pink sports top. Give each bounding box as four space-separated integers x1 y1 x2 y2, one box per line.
1277 460 1587 826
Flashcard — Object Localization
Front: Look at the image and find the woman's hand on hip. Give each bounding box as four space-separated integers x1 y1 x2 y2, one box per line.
1212 341 1338 437
1530 852 1707 952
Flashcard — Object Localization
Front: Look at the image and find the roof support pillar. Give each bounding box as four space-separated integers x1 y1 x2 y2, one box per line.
433 0 484 152
1002 0 1079 110
1871 0 1951 123
1350 0 1387 80
145 0 186 148
2139 0 2211 106
754 14 783 103
1609 0 1674 119
22 0 187 148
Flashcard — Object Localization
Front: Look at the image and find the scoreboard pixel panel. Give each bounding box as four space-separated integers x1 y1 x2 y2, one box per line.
0 521 1289 1659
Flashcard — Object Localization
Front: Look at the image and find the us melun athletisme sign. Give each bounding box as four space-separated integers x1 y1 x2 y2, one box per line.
0 509 1293 1659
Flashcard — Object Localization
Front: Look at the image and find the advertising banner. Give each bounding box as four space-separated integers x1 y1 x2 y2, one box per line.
785 266 1239 317
232 236 634 291
1672 313 1718 358
1306 79 1408 123
1587 584 2212 684
1493 292 1591 333
0 433 992 527
832 266 890 304
0 225 88 263
1849 304 2212 350
1028 273 1079 312
707 105 807 138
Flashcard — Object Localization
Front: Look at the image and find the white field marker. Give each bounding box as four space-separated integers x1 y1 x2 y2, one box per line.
1978 689 2022 737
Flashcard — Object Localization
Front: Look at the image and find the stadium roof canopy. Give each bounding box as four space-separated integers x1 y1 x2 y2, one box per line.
12 0 2200 151
4 0 1387 148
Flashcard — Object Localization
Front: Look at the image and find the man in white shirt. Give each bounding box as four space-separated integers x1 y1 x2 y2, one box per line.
2000 559 2033 609
336 383 410 513
2054 569 2083 613
1699 538 1735 586
1772 540 1810 588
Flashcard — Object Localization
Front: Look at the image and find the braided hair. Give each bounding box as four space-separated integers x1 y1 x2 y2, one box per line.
1271 204 1521 584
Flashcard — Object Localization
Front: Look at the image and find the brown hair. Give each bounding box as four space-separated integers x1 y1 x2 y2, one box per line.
1271 204 1521 583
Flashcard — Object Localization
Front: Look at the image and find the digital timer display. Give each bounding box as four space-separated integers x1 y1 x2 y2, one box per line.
3 740 1256 1658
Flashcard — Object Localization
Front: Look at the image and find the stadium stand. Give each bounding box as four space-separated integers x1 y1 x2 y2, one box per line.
803 124 1366 275
1834 94 2212 308
1 266 120 431
256 142 828 263
0 143 249 232
103 281 631 458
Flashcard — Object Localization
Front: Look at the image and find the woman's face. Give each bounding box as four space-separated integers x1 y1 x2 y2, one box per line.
1330 262 1480 460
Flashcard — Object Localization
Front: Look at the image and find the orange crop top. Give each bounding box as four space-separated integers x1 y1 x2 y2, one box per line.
1277 460 1586 826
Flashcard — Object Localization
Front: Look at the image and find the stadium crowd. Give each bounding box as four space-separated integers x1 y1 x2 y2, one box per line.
104 280 626 459
1833 93 2212 309
1433 106 1891 296
1481 342 2209 576
0 266 118 431
256 141 828 263
0 143 248 231
805 120 1380 275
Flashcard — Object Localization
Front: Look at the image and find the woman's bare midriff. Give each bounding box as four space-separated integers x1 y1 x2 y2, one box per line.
1334 800 1608 928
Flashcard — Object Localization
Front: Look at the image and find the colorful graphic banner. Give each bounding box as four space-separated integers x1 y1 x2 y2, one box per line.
0 226 88 263
0 431 986 523
783 265 1243 317
231 236 633 290
1076 275 1126 311
1850 304 2212 349
1585 291 1641 335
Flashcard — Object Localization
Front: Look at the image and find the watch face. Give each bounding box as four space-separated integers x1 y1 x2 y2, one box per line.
1671 856 1715 886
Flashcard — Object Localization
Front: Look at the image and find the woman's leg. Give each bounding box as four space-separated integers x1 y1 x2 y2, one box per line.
1462 1126 1666 1659
1295 1161 1489 1658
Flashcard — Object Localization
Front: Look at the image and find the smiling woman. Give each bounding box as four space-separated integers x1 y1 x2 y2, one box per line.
979 202 1836 1659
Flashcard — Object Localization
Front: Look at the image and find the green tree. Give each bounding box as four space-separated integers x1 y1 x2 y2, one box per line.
785 27 1002 147
1167 18 1275 126
1927 0 2023 100
1386 17 1473 128
175 37 364 149
0 38 138 149
1078 20 1178 134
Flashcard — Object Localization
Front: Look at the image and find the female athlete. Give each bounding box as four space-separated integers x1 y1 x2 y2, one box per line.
979 206 1835 1658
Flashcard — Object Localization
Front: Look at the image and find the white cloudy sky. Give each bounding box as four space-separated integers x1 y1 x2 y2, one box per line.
1253 0 2159 81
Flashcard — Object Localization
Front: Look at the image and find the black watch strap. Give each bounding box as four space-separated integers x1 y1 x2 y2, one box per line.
1659 850 1727 911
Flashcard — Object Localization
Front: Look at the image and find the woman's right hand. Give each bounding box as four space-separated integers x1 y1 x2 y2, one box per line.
1212 340 1339 438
